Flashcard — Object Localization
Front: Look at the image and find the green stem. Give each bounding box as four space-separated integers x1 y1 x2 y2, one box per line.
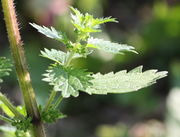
54 95 63 109
44 90 57 111
0 115 13 123
64 51 75 67
1 0 46 136
0 93 24 119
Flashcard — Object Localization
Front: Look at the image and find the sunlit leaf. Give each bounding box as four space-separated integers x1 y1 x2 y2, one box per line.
30 23 69 44
40 48 67 64
40 48 83 64
70 7 117 33
87 37 137 54
85 66 167 94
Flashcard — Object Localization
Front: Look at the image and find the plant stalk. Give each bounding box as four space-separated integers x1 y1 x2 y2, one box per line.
54 95 63 108
0 93 24 119
0 115 13 123
44 90 57 112
1 0 46 136
64 51 75 67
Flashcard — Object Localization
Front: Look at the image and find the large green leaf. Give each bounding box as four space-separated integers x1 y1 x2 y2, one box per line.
85 66 167 94
42 64 93 98
87 37 137 54
0 57 12 83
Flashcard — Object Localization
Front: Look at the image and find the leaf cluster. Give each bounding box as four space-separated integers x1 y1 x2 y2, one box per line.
70 7 117 35
31 7 135 56
31 7 167 99
39 105 66 123
11 117 32 132
0 94 31 134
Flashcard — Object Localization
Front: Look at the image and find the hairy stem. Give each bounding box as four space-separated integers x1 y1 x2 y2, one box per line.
1 0 46 136
0 93 24 119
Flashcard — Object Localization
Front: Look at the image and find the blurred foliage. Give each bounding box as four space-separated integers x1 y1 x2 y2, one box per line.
170 61 180 87
96 120 165 137
0 125 16 137
129 2 180 67
96 123 128 137
0 125 30 137
166 88 180 137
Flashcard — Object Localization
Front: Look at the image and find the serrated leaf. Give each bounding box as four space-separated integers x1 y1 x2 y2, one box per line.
85 66 168 94
0 57 12 83
42 64 93 98
93 17 118 26
30 23 68 44
40 48 84 64
87 37 137 54
40 48 67 64
70 7 117 33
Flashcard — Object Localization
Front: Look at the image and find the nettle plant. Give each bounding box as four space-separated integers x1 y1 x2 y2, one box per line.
0 0 167 137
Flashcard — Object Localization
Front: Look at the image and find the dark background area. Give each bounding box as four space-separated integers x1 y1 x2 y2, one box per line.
1 0 180 137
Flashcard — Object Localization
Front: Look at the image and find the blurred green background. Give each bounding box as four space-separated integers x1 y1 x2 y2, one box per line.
0 0 180 137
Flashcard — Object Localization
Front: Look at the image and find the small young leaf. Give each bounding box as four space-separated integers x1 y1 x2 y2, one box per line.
87 37 137 54
42 64 93 98
30 23 68 44
40 106 66 123
0 57 12 83
85 66 168 94
70 7 117 33
92 17 118 26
